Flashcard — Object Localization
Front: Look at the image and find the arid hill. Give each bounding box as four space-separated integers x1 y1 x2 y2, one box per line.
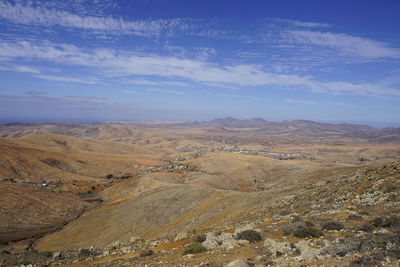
0 121 399 266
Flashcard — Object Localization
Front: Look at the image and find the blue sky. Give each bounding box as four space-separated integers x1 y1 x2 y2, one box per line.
1 0 400 126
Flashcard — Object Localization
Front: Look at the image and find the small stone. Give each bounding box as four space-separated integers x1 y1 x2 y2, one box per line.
255 255 263 261
52 251 61 259
373 228 391 234
238 240 249 246
225 259 248 267
218 232 233 242
234 223 255 237
263 238 291 257
295 240 322 261
121 247 131 253
184 253 195 259
129 236 142 243
202 232 219 249
175 232 188 241
221 238 239 250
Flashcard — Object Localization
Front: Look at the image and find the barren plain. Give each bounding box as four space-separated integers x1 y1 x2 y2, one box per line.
0 118 399 267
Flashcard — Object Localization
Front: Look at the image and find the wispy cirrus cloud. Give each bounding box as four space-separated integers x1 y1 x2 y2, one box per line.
145 88 185 95
0 39 399 98
282 30 400 59
0 1 191 37
33 74 99 84
268 18 331 28
0 64 40 73
65 95 108 101
123 79 188 87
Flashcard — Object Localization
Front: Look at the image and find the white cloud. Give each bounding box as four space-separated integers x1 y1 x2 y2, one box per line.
0 64 40 73
282 30 400 59
123 79 188 87
221 93 260 100
0 40 399 98
33 74 99 84
195 47 217 60
145 88 185 95
269 18 331 28
0 1 190 37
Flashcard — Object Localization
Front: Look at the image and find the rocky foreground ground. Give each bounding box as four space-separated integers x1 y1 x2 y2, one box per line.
1 161 399 266
0 162 400 266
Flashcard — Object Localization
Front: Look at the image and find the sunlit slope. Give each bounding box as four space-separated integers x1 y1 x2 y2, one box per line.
0 134 166 183
33 157 357 252
0 183 91 242
35 185 267 251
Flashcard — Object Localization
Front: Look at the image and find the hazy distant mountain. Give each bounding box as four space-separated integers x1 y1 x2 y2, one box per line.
0 118 399 142
207 117 270 128
201 117 399 142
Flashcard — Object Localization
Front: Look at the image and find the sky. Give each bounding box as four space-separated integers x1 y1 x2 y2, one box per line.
0 0 400 126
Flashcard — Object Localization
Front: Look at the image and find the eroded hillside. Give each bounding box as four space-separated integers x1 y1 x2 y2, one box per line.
0 121 399 267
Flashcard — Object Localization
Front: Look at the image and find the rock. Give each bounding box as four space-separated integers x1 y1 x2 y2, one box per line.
52 251 61 259
263 238 291 257
108 240 123 248
373 228 391 234
225 259 248 267
102 250 110 256
129 236 142 243
295 240 322 261
321 239 358 256
234 223 255 237
202 232 219 249
219 232 233 242
175 232 188 241
255 255 263 261
121 247 131 253
221 238 239 250
238 240 249 246
184 253 194 259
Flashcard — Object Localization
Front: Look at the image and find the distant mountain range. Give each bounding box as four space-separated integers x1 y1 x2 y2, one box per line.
1 117 400 142
203 117 400 142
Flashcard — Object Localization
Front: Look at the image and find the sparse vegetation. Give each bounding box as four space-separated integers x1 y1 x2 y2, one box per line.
140 250 154 257
383 185 398 194
293 227 322 238
359 223 374 232
235 230 262 243
53 139 68 147
119 174 133 179
78 249 93 257
195 235 206 243
279 209 291 216
39 251 53 257
322 221 344 231
382 215 400 228
371 217 384 227
347 214 362 221
106 174 114 179
183 242 207 255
